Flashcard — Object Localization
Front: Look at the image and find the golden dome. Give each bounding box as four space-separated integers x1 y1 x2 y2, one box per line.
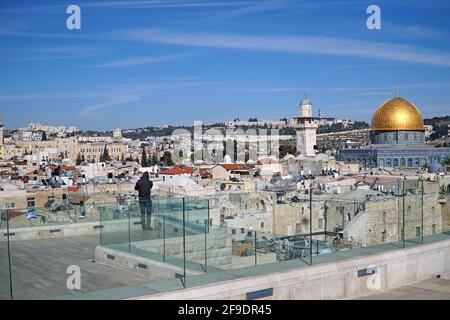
371 96 424 131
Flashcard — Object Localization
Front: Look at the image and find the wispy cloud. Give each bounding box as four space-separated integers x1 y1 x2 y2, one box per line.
0 0 252 14
88 53 187 68
329 63 408 72
215 0 291 19
8 55 96 62
79 96 140 116
384 23 447 40
82 0 253 9
117 29 450 67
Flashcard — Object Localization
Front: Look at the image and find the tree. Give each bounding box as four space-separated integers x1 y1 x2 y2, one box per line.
141 148 148 167
100 145 111 162
76 153 82 165
42 131 47 141
150 153 158 166
279 145 296 158
444 157 450 166
161 151 174 166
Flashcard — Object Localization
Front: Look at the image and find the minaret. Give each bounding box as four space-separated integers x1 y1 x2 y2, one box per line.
299 94 312 117
295 95 317 157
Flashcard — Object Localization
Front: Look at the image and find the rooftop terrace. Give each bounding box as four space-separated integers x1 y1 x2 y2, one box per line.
1 183 449 300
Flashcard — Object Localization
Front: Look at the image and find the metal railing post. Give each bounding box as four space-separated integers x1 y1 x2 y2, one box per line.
402 180 406 248
254 231 257 266
99 203 102 245
310 189 313 265
397 179 400 242
204 219 208 272
421 178 424 244
163 215 166 262
128 210 131 253
182 197 186 288
207 199 210 234
7 211 13 300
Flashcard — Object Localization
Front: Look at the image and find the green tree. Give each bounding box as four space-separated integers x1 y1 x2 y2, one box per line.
76 153 82 165
149 153 158 166
161 151 174 166
141 148 148 167
444 157 450 166
100 145 111 162
279 144 296 158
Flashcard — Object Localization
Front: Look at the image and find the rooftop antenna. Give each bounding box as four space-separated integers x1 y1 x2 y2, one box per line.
395 87 399 98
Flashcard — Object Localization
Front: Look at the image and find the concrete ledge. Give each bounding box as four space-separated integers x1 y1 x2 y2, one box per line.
0 218 137 241
131 237 450 300
0 221 103 241
95 245 203 280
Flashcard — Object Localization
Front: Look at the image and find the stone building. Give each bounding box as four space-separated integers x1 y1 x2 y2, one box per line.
293 96 318 157
77 142 128 162
340 95 450 168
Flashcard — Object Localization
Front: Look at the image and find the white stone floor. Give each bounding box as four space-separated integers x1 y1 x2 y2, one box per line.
0 235 157 300
356 278 450 300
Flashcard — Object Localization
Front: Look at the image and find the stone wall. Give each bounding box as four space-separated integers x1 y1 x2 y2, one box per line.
132 228 233 269
345 193 443 247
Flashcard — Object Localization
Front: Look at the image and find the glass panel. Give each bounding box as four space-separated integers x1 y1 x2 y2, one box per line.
99 202 130 250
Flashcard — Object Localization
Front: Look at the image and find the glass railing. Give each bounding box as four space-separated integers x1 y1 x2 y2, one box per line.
1 179 450 299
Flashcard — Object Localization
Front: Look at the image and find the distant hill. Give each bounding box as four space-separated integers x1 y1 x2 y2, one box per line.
424 116 450 141
317 121 370 134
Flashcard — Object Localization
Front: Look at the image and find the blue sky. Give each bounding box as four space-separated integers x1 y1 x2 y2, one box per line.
1 0 450 130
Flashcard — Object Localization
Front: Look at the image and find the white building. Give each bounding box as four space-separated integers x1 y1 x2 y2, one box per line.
295 96 318 157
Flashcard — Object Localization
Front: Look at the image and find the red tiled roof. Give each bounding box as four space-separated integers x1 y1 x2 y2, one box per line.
217 164 252 171
49 165 76 171
199 168 212 179
160 164 195 175
67 186 81 193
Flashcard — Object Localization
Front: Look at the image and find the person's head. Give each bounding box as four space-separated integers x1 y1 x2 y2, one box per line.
142 171 150 180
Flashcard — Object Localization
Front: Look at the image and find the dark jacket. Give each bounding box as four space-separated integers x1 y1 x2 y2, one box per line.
135 172 153 200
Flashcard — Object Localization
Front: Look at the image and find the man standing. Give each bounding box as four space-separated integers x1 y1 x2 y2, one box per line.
134 172 153 231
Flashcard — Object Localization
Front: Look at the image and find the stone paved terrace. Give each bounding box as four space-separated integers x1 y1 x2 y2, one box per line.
356 278 450 300
0 235 165 300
